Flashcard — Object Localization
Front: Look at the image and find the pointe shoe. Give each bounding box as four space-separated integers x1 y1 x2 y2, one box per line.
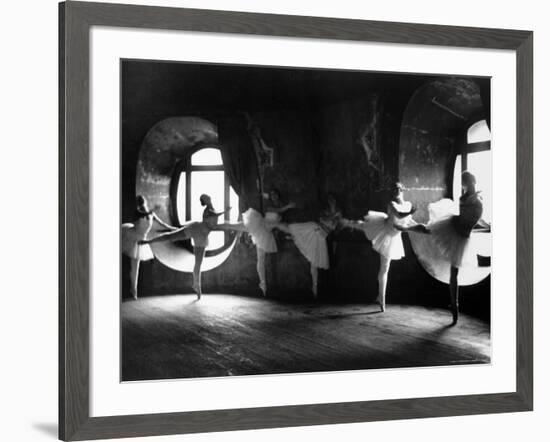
375 296 385 312
451 307 458 325
192 284 202 300
131 291 138 300
259 281 267 297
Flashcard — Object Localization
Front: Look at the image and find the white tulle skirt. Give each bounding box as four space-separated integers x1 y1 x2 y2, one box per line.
182 222 211 248
362 211 404 260
428 199 476 268
242 208 278 253
121 223 154 260
288 222 330 269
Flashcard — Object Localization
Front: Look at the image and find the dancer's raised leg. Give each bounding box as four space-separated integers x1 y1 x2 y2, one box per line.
143 227 188 244
212 222 246 232
272 221 291 234
406 223 430 234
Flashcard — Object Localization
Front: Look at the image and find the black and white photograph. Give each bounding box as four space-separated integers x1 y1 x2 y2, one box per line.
120 59 492 382
4 0 543 439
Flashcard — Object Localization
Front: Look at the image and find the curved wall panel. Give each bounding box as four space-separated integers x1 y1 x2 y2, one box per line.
135 116 236 272
398 78 491 285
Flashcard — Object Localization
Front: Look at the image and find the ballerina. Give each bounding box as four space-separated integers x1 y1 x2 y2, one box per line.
141 194 229 300
197 189 294 296
343 182 428 312
287 195 342 298
427 171 483 325
121 195 177 300
263 189 296 234
241 189 295 295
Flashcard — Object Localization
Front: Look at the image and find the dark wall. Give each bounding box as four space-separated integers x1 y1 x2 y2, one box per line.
121 61 490 318
125 109 317 296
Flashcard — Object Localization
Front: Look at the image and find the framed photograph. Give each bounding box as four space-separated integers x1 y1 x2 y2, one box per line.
59 1 533 440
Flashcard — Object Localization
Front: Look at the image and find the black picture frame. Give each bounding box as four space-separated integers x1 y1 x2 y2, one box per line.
59 1 533 440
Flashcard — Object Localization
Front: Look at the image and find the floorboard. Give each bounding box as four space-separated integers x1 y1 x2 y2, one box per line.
121 294 490 381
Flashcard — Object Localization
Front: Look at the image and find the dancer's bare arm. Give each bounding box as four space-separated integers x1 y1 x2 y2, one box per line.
266 202 296 214
213 208 231 217
205 207 232 219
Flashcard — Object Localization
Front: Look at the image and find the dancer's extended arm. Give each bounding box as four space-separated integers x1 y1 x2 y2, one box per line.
205 207 231 219
266 202 296 214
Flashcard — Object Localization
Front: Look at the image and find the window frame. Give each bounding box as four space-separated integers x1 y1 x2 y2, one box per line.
452 120 491 198
169 145 237 256
458 140 491 173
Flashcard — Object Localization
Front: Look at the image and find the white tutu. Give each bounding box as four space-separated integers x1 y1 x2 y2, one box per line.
242 208 278 253
362 211 404 260
289 222 330 269
121 222 154 260
427 199 477 268
182 222 211 248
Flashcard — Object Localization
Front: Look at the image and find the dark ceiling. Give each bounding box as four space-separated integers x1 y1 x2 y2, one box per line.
121 59 489 114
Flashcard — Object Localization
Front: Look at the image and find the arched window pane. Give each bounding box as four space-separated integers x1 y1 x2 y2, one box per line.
467 120 491 144
191 147 223 165
453 156 462 202
176 172 186 222
176 147 240 254
467 150 492 224
229 186 239 222
191 170 225 250
204 231 225 251
452 152 491 224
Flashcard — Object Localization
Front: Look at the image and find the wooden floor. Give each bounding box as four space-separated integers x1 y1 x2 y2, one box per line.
121 294 490 381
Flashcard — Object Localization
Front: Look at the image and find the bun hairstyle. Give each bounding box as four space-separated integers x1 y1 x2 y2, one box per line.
461 170 477 186
199 194 210 206
269 189 281 199
391 182 404 196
